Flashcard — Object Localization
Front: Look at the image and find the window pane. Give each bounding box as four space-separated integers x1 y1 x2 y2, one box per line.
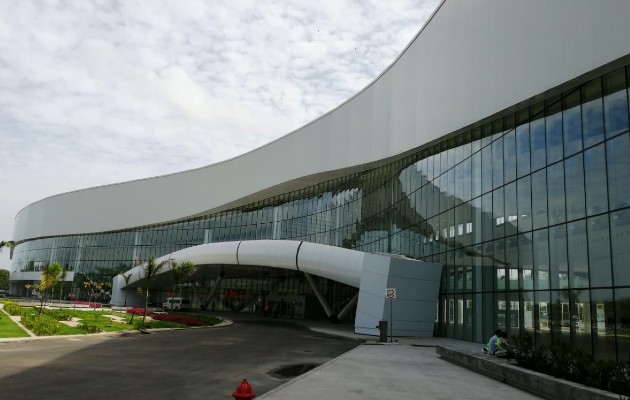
531 170 548 230
493 188 504 239
564 154 586 221
517 176 532 232
588 215 612 288
530 103 546 171
603 68 629 137
482 145 492 195
567 220 589 288
549 225 568 289
533 229 549 290
546 97 563 164
615 288 630 361
611 209 630 287
504 182 517 235
471 151 482 199
516 109 531 178
519 233 533 290
591 289 616 361
584 143 608 216
504 131 517 183
547 162 566 225
582 78 604 148
606 133 630 210
563 90 582 156
492 138 504 189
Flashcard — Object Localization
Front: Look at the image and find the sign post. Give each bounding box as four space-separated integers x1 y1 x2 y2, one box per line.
385 288 396 342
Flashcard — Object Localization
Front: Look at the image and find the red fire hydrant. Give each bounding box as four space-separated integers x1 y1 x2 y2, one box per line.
232 378 256 399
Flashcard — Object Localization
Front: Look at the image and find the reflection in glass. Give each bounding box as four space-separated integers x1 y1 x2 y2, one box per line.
584 143 608 216
563 90 582 156
547 162 565 225
567 221 589 288
564 154 586 221
588 215 612 288
531 170 548 230
533 229 549 290
610 209 630 286
591 289 616 360
546 98 563 164
606 133 630 210
582 78 604 148
603 68 629 137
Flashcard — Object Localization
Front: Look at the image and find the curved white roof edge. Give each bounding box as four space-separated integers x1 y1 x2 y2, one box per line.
122 240 369 288
14 0 630 241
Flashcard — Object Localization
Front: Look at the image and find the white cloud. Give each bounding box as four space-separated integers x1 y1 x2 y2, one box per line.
0 0 441 269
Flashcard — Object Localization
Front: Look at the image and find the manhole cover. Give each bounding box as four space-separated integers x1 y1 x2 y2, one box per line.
268 363 320 379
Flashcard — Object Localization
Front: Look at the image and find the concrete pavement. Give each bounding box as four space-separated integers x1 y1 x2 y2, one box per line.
261 320 544 400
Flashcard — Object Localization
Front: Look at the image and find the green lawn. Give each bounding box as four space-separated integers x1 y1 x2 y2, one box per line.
0 302 222 338
0 311 30 338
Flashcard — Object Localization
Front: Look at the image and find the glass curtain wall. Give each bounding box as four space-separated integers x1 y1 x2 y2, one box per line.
11 65 630 361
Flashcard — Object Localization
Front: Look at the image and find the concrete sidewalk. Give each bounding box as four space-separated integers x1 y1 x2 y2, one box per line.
260 321 543 400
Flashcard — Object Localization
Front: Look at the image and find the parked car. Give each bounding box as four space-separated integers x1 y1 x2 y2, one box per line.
162 297 191 311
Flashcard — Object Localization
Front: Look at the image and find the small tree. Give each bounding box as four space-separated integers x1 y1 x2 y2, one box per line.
37 262 63 314
171 261 197 297
135 257 169 323
82 276 111 308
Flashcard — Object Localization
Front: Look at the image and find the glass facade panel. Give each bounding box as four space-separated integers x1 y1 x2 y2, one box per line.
582 78 605 148
610 209 630 287
584 143 608 216
603 68 629 137
588 215 612 288
564 154 586 221
606 133 630 210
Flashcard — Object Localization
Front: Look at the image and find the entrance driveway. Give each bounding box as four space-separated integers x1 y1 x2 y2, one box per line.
0 315 360 400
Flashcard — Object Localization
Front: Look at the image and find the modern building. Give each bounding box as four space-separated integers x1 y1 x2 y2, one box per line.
8 0 630 360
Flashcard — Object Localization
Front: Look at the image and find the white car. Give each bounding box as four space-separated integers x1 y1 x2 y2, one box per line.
162 297 191 311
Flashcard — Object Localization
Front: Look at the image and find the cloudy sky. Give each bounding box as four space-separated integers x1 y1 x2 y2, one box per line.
0 0 441 270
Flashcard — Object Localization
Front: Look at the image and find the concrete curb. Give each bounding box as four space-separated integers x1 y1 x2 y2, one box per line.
436 345 620 400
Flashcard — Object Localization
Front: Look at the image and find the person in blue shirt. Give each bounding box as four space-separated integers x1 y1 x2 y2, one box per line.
482 329 502 354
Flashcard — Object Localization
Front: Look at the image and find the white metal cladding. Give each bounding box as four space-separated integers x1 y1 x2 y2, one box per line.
121 240 366 288
13 0 630 241
237 240 300 270
297 241 364 287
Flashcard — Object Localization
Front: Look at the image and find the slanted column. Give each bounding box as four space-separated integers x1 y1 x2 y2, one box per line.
336 292 358 321
304 272 334 319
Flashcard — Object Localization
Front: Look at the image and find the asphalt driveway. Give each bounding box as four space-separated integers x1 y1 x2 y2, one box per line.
0 315 360 400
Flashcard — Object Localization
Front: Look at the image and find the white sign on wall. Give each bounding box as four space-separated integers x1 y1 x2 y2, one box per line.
385 288 397 299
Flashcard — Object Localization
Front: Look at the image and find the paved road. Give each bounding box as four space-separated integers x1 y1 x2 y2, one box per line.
0 318 361 400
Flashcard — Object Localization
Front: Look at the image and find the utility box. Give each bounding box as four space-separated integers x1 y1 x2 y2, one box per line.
378 320 388 342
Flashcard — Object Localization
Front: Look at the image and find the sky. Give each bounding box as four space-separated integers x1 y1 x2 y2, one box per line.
0 0 441 270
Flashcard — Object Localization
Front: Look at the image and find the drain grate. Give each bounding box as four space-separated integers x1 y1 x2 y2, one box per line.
268 363 320 379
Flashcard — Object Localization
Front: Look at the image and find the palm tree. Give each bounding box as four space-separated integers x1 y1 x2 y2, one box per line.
0 240 15 253
171 261 196 298
38 262 62 314
136 257 169 323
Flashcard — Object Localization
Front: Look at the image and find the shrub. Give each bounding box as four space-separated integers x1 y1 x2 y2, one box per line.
78 323 102 334
2 301 25 317
41 309 73 321
512 333 630 397
21 313 60 336
126 307 152 316
152 313 203 326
